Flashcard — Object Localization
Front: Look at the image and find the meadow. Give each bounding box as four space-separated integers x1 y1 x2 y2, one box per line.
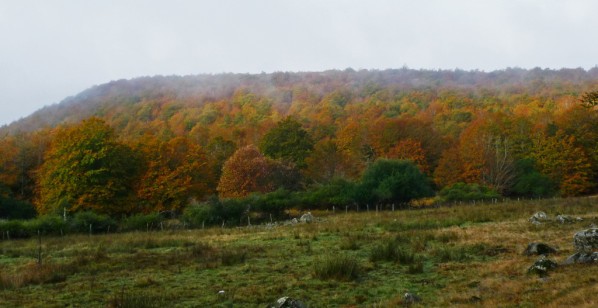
1 197 597 307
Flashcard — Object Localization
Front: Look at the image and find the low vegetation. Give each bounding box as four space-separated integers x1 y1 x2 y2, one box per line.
0 197 596 306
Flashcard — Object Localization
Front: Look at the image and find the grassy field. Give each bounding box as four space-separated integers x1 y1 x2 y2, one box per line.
1 197 597 307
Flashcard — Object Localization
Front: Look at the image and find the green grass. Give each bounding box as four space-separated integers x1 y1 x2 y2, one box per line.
314 253 361 281
0 196 597 306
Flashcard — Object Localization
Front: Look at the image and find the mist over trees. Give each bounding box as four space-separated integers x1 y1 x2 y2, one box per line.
0 68 597 219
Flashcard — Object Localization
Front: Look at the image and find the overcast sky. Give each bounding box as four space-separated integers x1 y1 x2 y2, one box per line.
1 0 597 126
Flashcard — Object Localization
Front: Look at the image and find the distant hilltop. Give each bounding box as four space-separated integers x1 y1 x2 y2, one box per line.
2 67 598 135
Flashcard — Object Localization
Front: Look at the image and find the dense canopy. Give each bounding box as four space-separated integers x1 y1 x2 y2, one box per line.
0 68 597 217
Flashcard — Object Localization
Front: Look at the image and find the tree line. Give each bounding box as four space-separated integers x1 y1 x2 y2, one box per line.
0 69 597 222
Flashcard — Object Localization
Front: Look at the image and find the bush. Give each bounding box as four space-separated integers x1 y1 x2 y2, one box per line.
248 189 295 218
183 197 246 227
299 179 355 209
69 211 117 234
0 215 67 238
0 220 29 238
439 182 500 202
0 195 37 220
120 213 163 232
25 215 67 236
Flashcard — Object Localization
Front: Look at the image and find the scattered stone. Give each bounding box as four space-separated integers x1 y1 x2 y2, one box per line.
291 218 298 224
527 255 558 277
562 252 598 265
576 217 584 222
299 212 314 223
573 228 598 253
267 297 306 308
529 211 549 224
403 292 421 305
556 215 574 224
524 242 557 256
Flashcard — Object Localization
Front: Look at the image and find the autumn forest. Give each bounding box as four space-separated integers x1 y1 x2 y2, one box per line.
1 68 597 223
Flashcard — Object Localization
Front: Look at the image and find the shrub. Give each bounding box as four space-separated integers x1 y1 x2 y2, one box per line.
248 189 294 218
439 182 500 202
314 254 360 281
69 211 117 234
182 197 246 227
25 215 67 236
120 213 162 232
182 202 213 227
0 195 37 220
0 220 29 238
299 178 356 209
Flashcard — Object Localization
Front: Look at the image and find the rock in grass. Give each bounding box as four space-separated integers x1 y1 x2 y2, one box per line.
403 292 421 305
267 297 306 308
299 212 313 223
523 242 557 256
528 255 558 276
556 215 574 224
562 252 598 265
573 228 598 253
529 212 549 225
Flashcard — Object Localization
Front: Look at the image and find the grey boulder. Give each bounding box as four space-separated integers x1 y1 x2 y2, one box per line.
523 242 557 256
529 211 549 224
527 255 558 277
562 252 598 265
299 212 314 223
267 297 306 308
573 228 598 253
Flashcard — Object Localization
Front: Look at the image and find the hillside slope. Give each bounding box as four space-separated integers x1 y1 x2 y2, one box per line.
3 67 597 135
0 68 597 214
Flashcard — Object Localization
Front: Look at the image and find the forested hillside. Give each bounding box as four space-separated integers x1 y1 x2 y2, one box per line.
1 68 597 219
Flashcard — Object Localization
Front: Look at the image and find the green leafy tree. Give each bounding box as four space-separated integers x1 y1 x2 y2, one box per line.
355 159 433 205
260 117 314 169
37 118 139 215
511 159 555 197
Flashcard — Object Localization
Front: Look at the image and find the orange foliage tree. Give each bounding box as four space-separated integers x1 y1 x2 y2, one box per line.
530 131 594 196
217 145 279 198
136 136 214 213
385 139 430 174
